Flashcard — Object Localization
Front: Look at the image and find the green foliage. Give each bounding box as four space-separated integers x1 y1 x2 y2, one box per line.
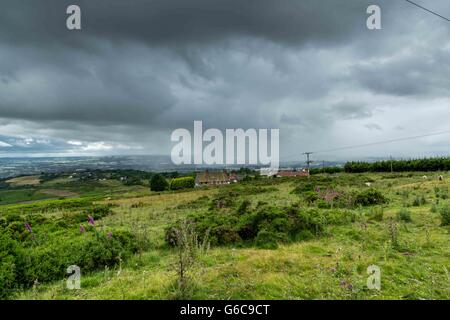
345 157 450 173
354 189 387 206
367 207 384 222
0 203 134 299
309 167 344 175
255 230 280 249
0 233 19 299
150 174 169 191
15 230 138 286
412 195 427 207
396 208 412 223
438 205 450 226
166 203 353 248
435 186 449 200
0 197 95 215
237 199 251 214
169 177 195 190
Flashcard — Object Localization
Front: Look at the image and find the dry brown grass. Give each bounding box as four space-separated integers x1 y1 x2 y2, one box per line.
6 175 41 186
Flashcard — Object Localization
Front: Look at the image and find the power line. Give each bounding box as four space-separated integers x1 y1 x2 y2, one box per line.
310 129 450 154
283 128 450 161
404 0 450 22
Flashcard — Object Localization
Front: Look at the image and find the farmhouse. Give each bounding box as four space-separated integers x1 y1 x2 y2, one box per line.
195 170 230 186
276 169 310 178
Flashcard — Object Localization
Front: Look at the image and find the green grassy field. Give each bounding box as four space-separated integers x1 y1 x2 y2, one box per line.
1 172 449 300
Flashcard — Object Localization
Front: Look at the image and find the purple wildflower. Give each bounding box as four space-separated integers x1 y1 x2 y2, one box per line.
24 222 33 233
88 215 95 226
107 232 113 239
80 225 86 233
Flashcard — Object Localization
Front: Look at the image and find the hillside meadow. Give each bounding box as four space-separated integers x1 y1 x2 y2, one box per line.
0 171 449 300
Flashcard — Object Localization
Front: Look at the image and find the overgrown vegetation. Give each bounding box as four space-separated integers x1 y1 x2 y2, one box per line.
1 170 449 300
0 200 142 299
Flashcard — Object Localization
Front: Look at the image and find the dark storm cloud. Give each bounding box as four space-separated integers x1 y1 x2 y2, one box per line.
0 0 375 48
0 0 450 158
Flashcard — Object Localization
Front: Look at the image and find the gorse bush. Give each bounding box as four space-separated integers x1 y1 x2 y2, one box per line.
412 195 427 207
0 232 19 299
438 205 450 226
397 208 412 222
165 202 354 248
354 189 387 206
292 184 387 209
15 230 138 286
367 207 384 222
0 206 138 299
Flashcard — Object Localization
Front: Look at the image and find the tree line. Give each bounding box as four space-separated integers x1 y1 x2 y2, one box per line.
309 157 450 174
345 157 450 173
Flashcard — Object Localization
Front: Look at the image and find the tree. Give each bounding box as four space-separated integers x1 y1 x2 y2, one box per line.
150 174 169 191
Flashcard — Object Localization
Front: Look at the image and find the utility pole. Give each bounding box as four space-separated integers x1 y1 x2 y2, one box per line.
303 152 313 172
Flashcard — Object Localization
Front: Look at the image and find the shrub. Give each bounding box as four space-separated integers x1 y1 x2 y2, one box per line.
150 174 169 191
255 230 279 249
354 189 387 206
165 203 353 248
237 199 251 214
397 208 412 222
210 191 237 209
303 191 318 204
169 177 195 190
16 230 138 286
0 225 138 298
438 205 450 226
367 207 384 222
412 195 427 207
0 233 19 299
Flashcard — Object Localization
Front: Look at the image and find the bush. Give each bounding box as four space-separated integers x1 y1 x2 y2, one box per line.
354 189 387 206
367 207 384 222
255 230 279 249
150 174 169 191
166 203 353 248
0 223 138 298
438 205 450 226
0 233 19 299
237 199 251 214
412 195 427 207
169 177 195 190
397 208 412 222
15 230 138 287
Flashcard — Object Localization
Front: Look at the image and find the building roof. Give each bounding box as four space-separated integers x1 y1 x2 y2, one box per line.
195 171 229 184
277 170 309 177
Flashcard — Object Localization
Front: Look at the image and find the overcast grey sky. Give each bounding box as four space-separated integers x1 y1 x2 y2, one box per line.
0 0 449 160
